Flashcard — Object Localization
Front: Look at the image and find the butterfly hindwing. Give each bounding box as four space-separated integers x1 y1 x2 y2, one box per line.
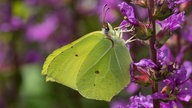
76 40 131 101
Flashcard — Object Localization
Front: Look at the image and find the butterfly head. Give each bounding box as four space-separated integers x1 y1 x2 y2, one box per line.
102 22 114 36
102 22 122 39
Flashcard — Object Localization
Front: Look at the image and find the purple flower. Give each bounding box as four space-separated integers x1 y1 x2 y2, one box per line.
118 2 137 24
157 45 174 66
127 94 153 108
130 59 157 85
134 59 157 69
167 0 190 12
156 12 185 31
177 80 192 102
119 20 130 31
160 100 183 108
118 2 137 30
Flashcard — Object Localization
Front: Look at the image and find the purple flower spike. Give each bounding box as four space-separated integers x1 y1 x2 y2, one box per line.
127 94 153 108
156 12 185 31
118 2 137 26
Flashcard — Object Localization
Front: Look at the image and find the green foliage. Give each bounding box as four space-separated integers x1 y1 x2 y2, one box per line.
13 1 32 21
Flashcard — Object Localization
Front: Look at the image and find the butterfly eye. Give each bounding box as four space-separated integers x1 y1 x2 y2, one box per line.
103 23 109 32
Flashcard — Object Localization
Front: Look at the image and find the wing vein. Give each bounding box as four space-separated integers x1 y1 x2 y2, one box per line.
114 48 125 79
80 46 111 77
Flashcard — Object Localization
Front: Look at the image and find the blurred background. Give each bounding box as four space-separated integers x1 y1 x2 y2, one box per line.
1 0 192 108
0 0 130 108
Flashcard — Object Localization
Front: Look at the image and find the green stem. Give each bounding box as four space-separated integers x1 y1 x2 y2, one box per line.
148 0 160 108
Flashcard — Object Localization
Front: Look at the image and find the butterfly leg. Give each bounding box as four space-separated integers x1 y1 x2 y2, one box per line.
125 35 138 44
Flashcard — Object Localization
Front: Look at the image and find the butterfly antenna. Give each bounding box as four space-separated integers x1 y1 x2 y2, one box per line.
102 4 107 25
102 4 110 29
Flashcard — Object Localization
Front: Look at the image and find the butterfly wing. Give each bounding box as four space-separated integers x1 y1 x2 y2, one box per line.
42 31 106 90
76 41 131 101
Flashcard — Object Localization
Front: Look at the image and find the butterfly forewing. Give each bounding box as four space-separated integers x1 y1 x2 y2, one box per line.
42 31 106 90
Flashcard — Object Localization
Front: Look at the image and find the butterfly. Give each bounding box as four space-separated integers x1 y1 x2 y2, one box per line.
42 20 133 101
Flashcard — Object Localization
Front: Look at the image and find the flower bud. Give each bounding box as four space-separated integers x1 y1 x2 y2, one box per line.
135 22 152 40
156 2 173 20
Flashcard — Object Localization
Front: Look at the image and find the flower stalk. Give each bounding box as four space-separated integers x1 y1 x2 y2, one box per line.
148 0 160 108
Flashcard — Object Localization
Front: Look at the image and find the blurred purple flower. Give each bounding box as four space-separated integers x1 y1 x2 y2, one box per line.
168 0 190 7
174 0 190 4
0 16 23 32
0 3 23 32
167 0 190 12
24 50 42 63
118 2 137 29
156 12 185 31
175 45 189 65
76 0 97 15
183 61 192 78
126 82 139 94
110 99 127 108
133 5 148 21
181 14 192 43
26 14 58 42
127 94 153 108
97 0 123 23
